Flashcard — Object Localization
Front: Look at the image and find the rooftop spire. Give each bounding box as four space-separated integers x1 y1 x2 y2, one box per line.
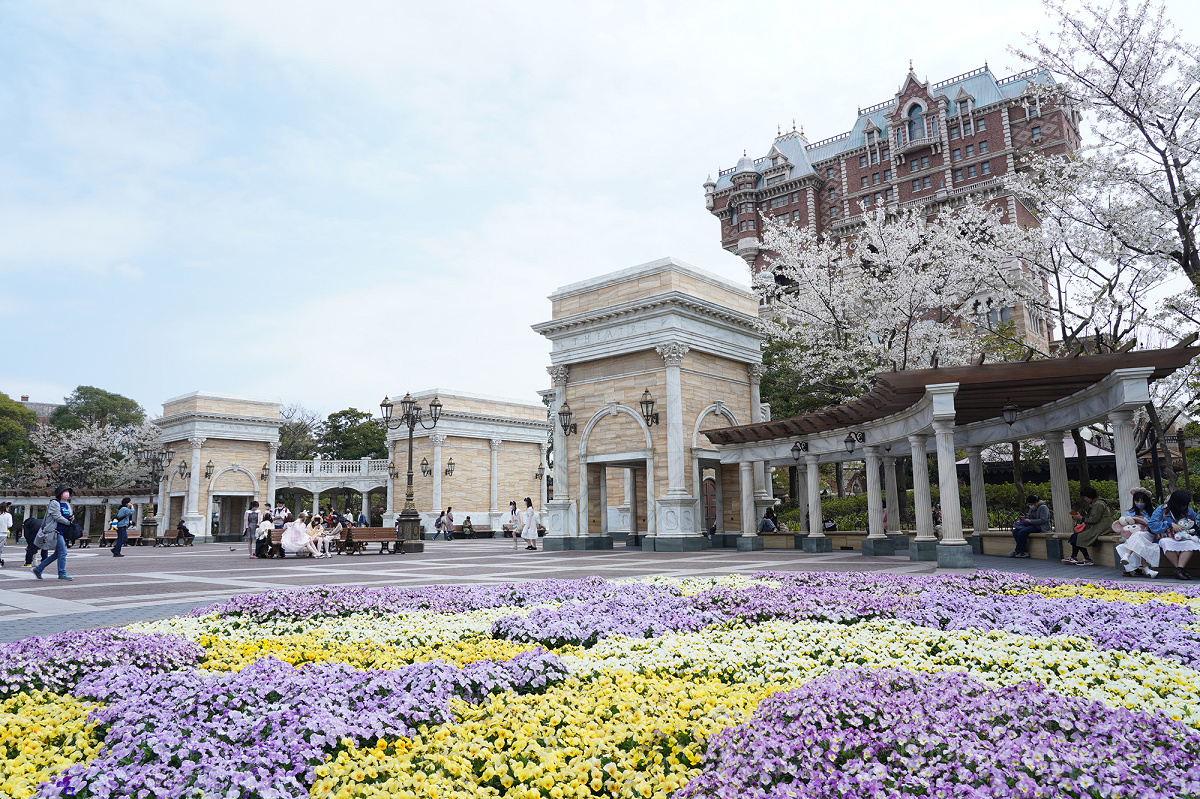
909 58 913 71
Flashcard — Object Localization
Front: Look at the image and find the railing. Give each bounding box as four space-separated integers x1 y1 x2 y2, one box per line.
932 65 990 91
274 459 391 476
719 167 734 176
949 177 1002 196
807 130 852 150
997 68 1041 86
898 134 938 152
858 99 896 116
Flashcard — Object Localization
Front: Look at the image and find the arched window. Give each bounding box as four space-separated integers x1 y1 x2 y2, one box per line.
907 104 924 142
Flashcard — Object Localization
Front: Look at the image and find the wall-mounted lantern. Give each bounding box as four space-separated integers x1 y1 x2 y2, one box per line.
639 389 660 426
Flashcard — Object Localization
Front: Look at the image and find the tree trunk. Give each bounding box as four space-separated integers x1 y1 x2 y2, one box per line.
835 462 845 498
1013 441 1024 500
1070 428 1091 493
1146 403 1179 493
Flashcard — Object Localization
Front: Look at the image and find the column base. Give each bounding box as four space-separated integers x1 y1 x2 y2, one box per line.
968 535 983 554
936 543 975 569
625 533 643 547
542 536 614 551
736 535 764 551
645 535 708 552
656 496 699 537
382 513 396 528
711 533 740 548
183 514 207 544
542 499 578 548
886 533 910 550
402 540 425 553
800 536 833 553
861 537 895 556
909 540 938 561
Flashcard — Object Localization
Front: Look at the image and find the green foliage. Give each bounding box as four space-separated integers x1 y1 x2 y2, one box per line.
50 386 144 430
931 479 1121 518
759 339 859 420
0 392 36 470
318 408 387 460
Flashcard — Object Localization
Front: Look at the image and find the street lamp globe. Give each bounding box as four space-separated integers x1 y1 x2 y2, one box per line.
428 396 443 423
400 392 417 420
844 433 857 454
380 396 394 423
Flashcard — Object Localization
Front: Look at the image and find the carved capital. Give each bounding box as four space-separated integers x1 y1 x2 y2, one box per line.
746 363 766 383
187 436 206 450
539 442 549 455
655 342 690 366
267 442 279 455
429 433 447 446
547 365 570 386
489 438 503 451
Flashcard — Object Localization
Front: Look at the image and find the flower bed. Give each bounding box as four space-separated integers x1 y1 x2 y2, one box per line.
4 571 1200 798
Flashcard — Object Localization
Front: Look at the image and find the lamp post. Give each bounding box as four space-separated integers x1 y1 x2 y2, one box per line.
380 392 443 548
136 445 174 522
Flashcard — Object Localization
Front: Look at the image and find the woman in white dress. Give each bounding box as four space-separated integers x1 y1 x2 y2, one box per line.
520 497 538 551
504 500 520 551
281 511 320 557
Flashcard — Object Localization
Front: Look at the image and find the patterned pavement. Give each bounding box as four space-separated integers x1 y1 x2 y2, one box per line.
0 538 1130 643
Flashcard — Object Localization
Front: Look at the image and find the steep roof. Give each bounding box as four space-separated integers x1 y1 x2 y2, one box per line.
713 66 1055 186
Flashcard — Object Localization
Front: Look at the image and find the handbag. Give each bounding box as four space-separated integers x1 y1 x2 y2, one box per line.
1073 522 1086 534
64 522 83 541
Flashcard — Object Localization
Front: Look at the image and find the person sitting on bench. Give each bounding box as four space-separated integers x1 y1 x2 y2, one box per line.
176 519 194 545
461 516 476 538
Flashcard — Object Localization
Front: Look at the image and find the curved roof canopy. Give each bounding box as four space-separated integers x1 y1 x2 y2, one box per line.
705 349 1199 447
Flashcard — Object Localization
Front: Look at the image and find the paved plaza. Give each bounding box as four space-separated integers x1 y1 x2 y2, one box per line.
0 539 1131 643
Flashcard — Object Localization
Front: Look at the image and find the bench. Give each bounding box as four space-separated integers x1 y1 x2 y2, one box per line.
344 526 427 554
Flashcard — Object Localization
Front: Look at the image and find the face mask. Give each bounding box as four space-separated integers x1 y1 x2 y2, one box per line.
1135 502 1146 510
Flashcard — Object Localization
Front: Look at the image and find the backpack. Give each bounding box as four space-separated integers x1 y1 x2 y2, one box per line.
434 516 443 529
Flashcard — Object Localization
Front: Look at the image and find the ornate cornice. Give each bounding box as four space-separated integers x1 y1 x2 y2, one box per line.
532 291 759 338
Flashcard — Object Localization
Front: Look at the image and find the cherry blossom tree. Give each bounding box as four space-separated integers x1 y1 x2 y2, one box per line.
1010 0 1200 288
756 202 1044 398
27 420 156 489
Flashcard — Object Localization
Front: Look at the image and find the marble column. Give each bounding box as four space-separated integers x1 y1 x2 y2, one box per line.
184 436 206 541
360 487 370 523
134 503 143 527
83 505 93 540
908 434 937 560
312 490 321 515
748 364 771 502
883 454 900 532
489 438 501 513
598 465 608 536
794 462 809 534
966 445 989 537
739 460 755 539
933 418 972 567
266 443 278 510
430 433 446 514
543 365 577 545
102 503 111 535
654 342 703 548
1046 431 1073 537
862 445 893 555
384 440 397 527
540 444 550 510
1109 411 1139 508
802 453 831 551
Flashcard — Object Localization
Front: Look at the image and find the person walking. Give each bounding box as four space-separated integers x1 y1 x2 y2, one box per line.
433 511 447 540
1064 486 1112 567
243 501 262 559
113 497 135 557
444 507 455 540
520 497 538 551
32 486 74 581
0 502 11 567
1007 495 1050 558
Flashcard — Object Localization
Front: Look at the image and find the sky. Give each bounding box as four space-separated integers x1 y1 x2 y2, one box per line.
4 0 1198 420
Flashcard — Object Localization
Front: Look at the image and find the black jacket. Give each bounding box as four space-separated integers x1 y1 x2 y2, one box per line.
22 516 44 542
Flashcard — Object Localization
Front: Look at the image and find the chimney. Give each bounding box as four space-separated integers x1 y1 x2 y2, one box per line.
21 395 29 402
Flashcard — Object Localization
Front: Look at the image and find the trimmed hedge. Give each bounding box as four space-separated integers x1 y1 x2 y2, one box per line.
779 479 1128 531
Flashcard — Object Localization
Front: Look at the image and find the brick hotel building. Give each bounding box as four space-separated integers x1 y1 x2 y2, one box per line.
704 64 1080 349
